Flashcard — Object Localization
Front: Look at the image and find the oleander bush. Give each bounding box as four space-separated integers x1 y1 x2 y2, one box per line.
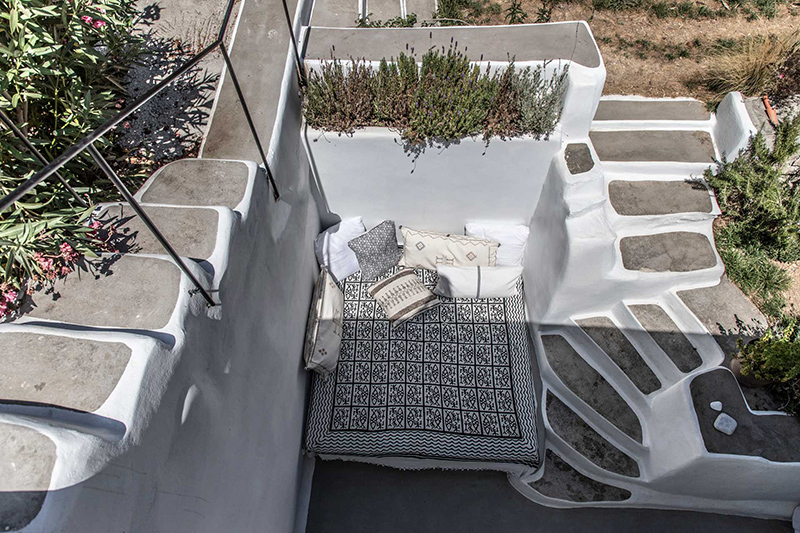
303 48 569 145
0 0 143 319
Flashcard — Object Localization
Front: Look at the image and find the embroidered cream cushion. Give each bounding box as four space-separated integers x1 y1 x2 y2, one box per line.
400 226 499 270
369 269 440 327
303 267 344 377
434 265 523 299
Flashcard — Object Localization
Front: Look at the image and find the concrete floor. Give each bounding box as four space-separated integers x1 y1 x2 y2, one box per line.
305 459 792 532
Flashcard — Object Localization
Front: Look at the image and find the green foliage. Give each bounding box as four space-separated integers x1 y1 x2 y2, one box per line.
431 0 503 24
739 316 800 384
355 12 418 27
504 0 528 23
0 0 143 317
303 49 569 146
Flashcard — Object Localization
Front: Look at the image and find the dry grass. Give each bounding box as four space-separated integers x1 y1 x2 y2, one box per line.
702 32 800 102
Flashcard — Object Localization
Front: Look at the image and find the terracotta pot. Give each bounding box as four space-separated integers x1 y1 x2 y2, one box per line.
730 356 775 388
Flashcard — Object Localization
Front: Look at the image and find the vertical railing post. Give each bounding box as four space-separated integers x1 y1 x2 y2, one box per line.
0 109 88 208
281 0 307 88
86 144 217 307
219 42 281 201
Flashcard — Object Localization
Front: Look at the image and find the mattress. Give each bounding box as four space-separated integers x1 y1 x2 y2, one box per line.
305 267 539 466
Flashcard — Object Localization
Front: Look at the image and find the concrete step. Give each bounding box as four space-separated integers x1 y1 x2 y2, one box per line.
0 424 56 531
620 232 717 273
0 333 131 412
609 180 713 216
628 304 702 373
589 131 715 163
541 335 643 443
96 204 219 262
27 255 182 331
577 317 661 395
404 0 436 18
312 0 361 26
365 0 401 21
594 99 711 122
136 159 252 211
527 449 632 503
546 391 640 478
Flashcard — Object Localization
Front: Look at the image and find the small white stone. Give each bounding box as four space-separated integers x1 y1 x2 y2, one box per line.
714 413 738 435
710 401 723 412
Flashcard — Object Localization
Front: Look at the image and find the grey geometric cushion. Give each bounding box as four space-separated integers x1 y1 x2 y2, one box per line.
347 220 403 280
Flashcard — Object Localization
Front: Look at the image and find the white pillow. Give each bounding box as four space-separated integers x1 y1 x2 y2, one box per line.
434 266 523 299
303 267 344 377
465 223 530 266
400 226 498 270
315 217 365 282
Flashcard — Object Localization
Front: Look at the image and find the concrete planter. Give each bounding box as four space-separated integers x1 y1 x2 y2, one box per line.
730 354 776 388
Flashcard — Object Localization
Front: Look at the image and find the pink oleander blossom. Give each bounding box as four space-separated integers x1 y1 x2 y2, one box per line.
81 15 93 24
4 291 17 303
92 19 106 28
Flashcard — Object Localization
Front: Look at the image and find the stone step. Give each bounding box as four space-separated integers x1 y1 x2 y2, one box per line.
620 232 717 273
404 0 436 19
0 424 56 531
546 392 640 478
96 204 219 262
137 159 251 210
0 333 131 412
365 0 401 21
565 143 595 175
27 255 182 331
691 369 800 463
312 0 361 26
594 99 711 122
628 304 702 373
542 335 643 443
577 317 661 395
589 131 715 163
528 449 632 503
609 180 713 216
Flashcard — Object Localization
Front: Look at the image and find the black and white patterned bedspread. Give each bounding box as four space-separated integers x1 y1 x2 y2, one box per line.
305 267 539 466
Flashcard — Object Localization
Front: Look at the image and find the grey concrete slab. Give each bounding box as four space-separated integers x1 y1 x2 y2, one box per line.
0 333 131 412
620 232 717 273
565 143 594 175
311 0 360 27
577 317 661 395
609 180 712 216
139 159 249 209
0 424 55 531
691 369 800 462
365 0 401 21
202 0 299 161
97 204 219 261
678 277 768 359
542 335 643 443
304 24 602 68
629 305 702 373
307 459 792 533
546 392 640 478
530 449 631 502
404 0 436 19
593 100 710 121
28 256 181 330
589 131 715 163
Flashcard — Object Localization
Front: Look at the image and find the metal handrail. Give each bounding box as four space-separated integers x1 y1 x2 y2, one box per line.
0 0 306 306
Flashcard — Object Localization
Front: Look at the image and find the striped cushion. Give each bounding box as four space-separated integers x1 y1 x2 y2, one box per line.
369 269 440 327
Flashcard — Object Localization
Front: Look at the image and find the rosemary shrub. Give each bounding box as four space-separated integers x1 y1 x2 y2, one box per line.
303 48 569 145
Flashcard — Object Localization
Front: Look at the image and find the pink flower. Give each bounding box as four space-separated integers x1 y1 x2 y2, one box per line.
90 220 103 229
92 19 106 28
61 265 73 276
0 301 8 316
4 291 17 303
81 15 93 24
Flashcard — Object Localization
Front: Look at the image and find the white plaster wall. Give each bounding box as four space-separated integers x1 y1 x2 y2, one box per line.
714 91 757 160
306 127 561 235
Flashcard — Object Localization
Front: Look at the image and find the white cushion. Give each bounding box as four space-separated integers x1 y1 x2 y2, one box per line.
465 223 530 266
369 269 440 327
400 226 498 270
315 217 365 282
303 267 344 377
434 265 523 299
